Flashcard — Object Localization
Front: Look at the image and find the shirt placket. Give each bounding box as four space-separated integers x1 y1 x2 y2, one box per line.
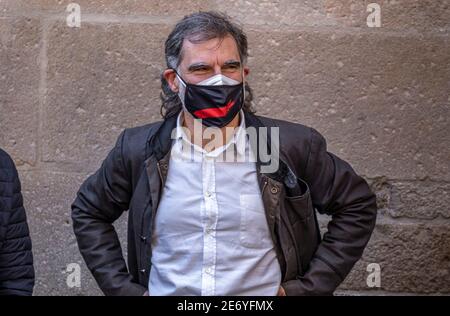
201 155 219 296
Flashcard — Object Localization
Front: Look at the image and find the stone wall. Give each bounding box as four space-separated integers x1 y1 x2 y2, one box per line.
0 0 449 295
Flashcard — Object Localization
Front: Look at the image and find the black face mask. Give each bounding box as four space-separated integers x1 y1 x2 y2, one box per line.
174 70 244 128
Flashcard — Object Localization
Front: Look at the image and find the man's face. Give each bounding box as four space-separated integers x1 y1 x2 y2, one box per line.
165 35 249 92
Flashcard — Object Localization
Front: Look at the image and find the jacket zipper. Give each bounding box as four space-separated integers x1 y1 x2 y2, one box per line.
139 199 151 276
262 179 268 195
139 160 164 277
156 161 164 184
139 161 153 277
151 161 165 237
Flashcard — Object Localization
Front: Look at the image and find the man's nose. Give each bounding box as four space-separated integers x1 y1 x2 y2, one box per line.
212 65 223 76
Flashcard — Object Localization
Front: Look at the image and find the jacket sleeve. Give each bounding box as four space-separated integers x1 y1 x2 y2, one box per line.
282 127 377 295
0 153 35 296
71 130 147 296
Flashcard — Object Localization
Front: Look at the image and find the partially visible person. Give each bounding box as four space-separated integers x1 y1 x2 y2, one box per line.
0 148 34 295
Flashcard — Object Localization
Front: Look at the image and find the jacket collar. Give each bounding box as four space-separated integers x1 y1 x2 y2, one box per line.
147 110 294 186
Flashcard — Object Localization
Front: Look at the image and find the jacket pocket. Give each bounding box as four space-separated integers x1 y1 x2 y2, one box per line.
239 194 273 249
283 177 321 274
285 177 313 224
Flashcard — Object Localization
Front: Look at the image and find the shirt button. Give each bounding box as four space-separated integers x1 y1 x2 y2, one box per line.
205 267 213 274
205 191 212 197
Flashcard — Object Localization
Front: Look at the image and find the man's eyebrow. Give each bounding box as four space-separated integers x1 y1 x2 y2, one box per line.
187 60 241 71
223 60 241 67
187 62 211 71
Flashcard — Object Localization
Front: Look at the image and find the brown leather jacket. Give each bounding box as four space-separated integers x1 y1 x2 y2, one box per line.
71 110 377 296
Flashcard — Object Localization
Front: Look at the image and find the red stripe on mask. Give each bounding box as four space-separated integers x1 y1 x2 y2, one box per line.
193 100 236 119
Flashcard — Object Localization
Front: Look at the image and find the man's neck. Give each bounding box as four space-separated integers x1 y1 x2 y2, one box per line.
181 110 241 151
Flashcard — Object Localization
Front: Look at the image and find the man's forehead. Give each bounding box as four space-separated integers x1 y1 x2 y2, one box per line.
181 35 240 64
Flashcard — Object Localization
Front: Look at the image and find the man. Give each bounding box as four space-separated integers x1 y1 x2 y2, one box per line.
72 11 377 296
0 148 35 295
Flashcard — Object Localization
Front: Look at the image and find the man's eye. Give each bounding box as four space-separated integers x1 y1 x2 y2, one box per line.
193 68 209 73
223 65 240 72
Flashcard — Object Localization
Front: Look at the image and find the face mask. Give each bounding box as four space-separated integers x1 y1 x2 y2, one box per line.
174 70 245 128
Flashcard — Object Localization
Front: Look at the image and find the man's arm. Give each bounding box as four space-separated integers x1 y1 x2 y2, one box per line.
71 131 147 296
0 152 34 296
282 128 377 295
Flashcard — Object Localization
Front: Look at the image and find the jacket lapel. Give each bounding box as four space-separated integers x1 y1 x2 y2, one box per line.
144 113 178 212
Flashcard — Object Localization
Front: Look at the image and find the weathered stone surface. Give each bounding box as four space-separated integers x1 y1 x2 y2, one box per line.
323 0 450 31
0 18 40 166
1 0 216 17
246 30 450 181
338 220 450 294
216 0 326 27
110 0 450 31
2 0 450 32
19 170 128 296
42 21 171 171
369 178 450 220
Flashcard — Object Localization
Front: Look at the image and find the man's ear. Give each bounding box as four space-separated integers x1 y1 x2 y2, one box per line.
163 69 178 92
243 66 250 79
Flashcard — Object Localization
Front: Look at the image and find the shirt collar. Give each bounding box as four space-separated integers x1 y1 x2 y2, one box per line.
175 110 247 157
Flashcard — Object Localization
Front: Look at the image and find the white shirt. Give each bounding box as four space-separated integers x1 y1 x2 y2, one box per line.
148 111 282 296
